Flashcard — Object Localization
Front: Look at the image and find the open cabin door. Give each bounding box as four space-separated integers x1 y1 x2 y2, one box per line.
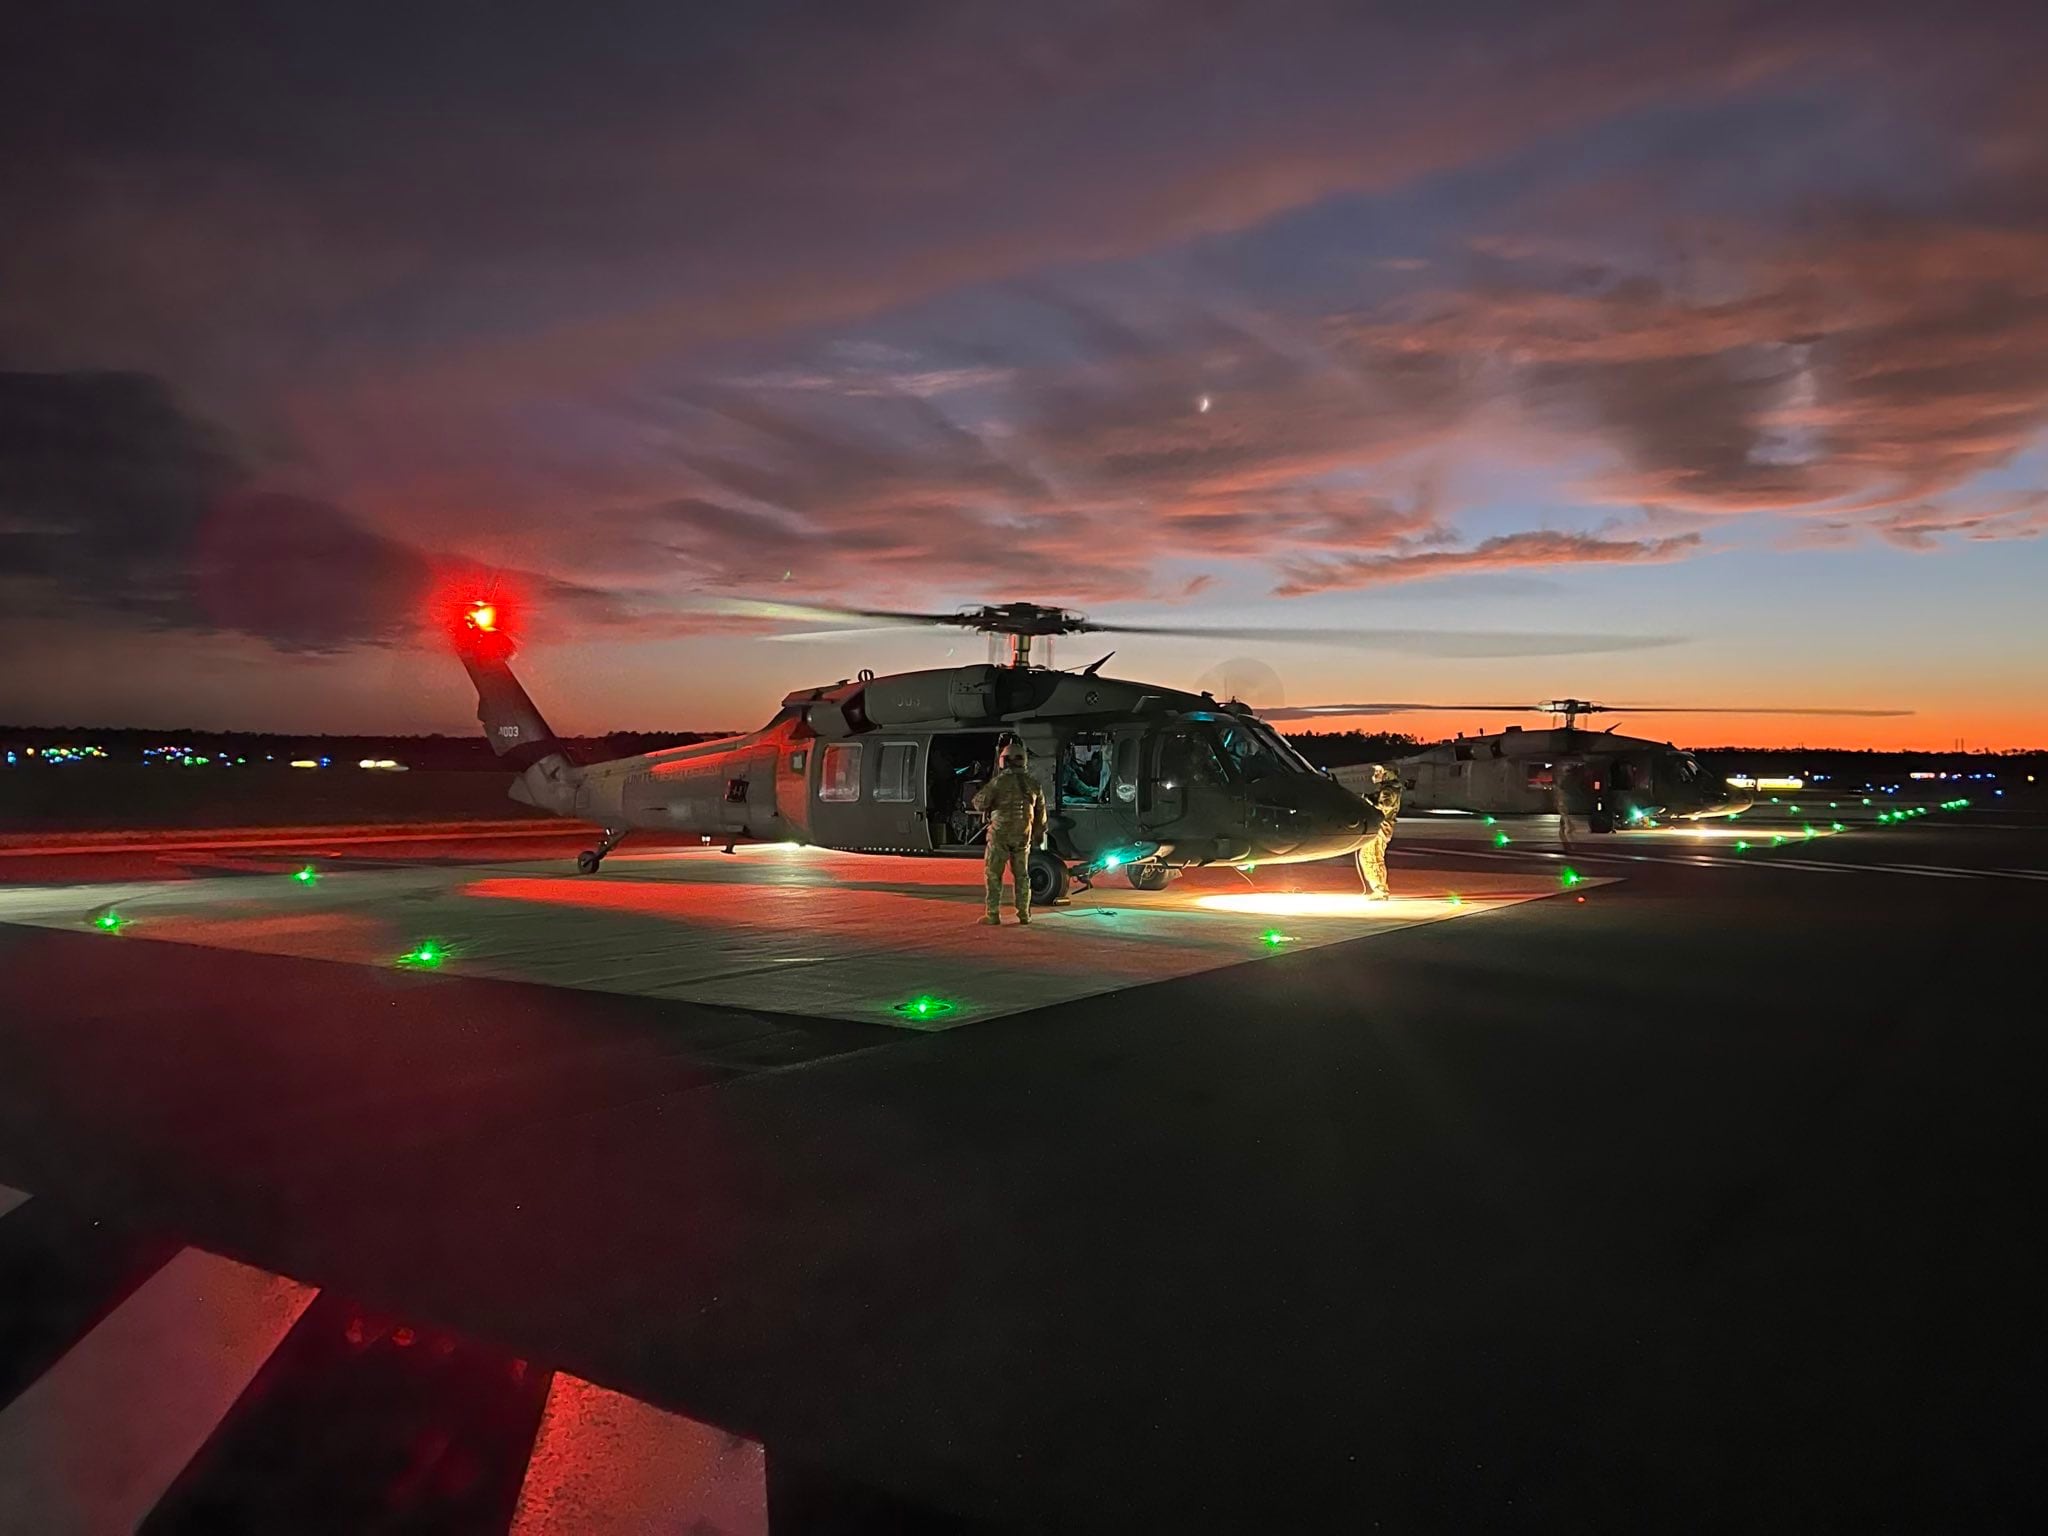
924 731 1004 851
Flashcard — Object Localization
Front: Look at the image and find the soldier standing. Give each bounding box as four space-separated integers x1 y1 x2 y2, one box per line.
974 743 1048 925
1358 762 1403 899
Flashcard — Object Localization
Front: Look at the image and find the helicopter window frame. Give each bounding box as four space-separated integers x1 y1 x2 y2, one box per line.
818 742 863 803
873 740 919 803
787 749 808 774
1525 762 1556 790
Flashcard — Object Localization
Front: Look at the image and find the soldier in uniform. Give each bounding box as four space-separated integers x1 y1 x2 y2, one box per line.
1358 762 1403 899
973 742 1048 925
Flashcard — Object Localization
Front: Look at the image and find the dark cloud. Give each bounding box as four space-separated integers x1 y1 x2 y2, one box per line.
0 371 618 650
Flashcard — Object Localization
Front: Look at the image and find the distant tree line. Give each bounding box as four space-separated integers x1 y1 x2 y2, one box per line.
0 727 737 769
1281 730 1423 766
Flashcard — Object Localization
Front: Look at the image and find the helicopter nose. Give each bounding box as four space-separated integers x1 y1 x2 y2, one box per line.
1305 777 1370 849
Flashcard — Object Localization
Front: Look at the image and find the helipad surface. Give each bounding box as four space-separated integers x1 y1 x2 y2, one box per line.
0 845 1590 1028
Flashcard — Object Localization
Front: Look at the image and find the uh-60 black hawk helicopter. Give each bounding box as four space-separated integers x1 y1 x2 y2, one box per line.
452 594 1679 904
1261 697 1912 834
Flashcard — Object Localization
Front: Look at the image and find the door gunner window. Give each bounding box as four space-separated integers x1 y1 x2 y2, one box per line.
1060 733 1111 804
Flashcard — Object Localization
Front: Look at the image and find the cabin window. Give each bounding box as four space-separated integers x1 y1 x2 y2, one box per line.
787 749 808 773
1060 733 1111 804
874 741 918 803
1525 762 1555 790
819 743 862 802
724 777 749 803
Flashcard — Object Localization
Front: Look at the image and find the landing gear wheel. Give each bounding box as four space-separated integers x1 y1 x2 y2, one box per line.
576 850 602 875
1588 814 1616 834
1028 849 1071 907
1126 862 1171 892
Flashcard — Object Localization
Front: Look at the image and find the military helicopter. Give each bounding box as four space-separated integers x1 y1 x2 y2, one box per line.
1261 698 1912 832
451 596 1676 905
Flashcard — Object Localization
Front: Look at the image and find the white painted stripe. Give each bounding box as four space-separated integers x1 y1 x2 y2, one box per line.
508 1372 767 1536
0 1248 316 1535
1886 863 2048 882
0 824 571 859
0 1185 27 1222
1398 843 2002 882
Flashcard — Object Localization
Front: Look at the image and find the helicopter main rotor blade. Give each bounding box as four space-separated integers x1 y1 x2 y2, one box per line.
1072 622 1683 657
696 597 974 628
1255 703 1548 720
1259 701 1915 720
1571 705 1914 716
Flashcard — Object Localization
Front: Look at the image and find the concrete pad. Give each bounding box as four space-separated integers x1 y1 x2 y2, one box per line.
0 846 1595 1029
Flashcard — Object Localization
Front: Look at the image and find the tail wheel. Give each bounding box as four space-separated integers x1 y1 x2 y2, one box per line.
1125 862 1171 892
576 850 601 874
1028 849 1071 906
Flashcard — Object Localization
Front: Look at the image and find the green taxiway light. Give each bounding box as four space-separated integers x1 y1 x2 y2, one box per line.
398 940 446 969
1560 867 1583 887
1770 834 1785 846
1260 929 1295 948
1493 830 1511 848
92 910 125 933
1483 815 1497 825
1862 797 1872 805
1788 805 1800 814
1446 893 1463 906
1734 840 1750 852
1802 824 1816 838
893 994 957 1021
292 865 319 885
1831 822 1846 832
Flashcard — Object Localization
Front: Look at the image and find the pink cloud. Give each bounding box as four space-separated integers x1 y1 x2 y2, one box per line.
1274 530 1702 595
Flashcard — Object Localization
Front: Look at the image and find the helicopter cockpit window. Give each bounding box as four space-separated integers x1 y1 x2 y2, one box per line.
1157 729 1228 790
819 743 862 802
1060 734 1112 805
1211 719 1289 782
1251 722 1315 773
1673 754 1704 783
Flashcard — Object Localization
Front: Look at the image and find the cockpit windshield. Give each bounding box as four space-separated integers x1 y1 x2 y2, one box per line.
1673 753 1705 783
1209 718 1308 782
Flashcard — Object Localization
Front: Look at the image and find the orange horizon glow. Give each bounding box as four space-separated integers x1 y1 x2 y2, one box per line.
1278 710 2046 755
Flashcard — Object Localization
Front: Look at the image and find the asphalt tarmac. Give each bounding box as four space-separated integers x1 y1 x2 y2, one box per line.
0 804 2042 1532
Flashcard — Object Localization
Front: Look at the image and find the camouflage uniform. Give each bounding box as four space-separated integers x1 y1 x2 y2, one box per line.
973 754 1048 923
1358 765 1402 898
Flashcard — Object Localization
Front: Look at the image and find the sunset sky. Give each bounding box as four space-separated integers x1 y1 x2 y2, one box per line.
3 1 2045 749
